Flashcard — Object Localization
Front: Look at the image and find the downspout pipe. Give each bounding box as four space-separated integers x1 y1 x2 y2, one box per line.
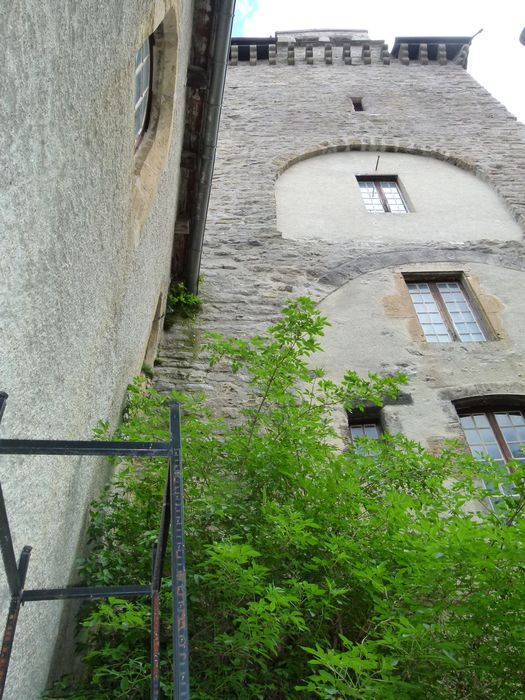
185 0 236 294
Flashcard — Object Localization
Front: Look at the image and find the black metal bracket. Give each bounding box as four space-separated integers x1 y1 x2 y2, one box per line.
0 394 189 699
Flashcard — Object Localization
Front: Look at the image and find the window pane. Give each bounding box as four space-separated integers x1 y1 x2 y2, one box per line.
407 282 451 342
495 412 525 461
357 178 408 214
460 411 520 505
380 181 408 213
350 422 381 454
358 181 384 213
437 282 485 342
350 423 380 440
460 414 505 463
134 37 151 144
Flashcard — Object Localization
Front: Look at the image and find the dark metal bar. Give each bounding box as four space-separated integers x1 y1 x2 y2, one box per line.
0 546 31 699
0 399 189 698
0 439 172 457
169 402 189 699
151 544 161 700
0 486 20 598
151 467 172 699
22 584 151 602
0 394 7 426
152 471 171 591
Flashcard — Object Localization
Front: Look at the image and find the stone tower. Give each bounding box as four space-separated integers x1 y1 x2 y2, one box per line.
156 29 525 503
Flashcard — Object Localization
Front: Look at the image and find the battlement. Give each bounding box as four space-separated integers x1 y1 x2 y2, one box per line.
229 30 471 68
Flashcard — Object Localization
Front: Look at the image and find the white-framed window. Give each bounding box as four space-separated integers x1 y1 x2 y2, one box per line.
356 176 408 213
407 280 486 343
134 36 152 148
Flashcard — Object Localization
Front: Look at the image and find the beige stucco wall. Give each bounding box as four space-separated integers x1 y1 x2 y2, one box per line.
0 1 192 696
276 151 523 242
315 261 525 449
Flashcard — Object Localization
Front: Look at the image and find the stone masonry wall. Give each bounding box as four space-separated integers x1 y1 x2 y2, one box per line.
155 51 525 431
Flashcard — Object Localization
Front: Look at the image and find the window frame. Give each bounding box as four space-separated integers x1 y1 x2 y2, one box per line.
131 10 178 242
347 405 383 451
456 405 525 507
356 175 409 213
404 273 491 343
348 420 382 443
134 35 154 150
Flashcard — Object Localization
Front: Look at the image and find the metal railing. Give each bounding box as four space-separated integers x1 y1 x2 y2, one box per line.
0 392 189 699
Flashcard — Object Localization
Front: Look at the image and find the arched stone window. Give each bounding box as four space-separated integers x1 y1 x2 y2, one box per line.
132 9 179 241
454 396 525 509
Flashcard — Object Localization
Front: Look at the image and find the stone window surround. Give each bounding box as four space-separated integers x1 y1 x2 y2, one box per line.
132 6 178 244
440 388 525 444
404 275 488 343
346 392 412 441
397 270 497 345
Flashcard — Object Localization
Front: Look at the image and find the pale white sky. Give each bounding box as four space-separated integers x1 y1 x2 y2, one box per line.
232 0 525 124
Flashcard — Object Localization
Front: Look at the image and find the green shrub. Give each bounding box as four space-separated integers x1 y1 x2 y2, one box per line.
164 282 202 328
45 298 525 699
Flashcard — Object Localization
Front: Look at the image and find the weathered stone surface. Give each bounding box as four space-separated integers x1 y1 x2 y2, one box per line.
156 44 525 442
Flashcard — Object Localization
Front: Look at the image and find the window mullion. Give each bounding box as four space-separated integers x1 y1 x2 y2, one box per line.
375 182 390 212
487 412 514 465
429 283 457 341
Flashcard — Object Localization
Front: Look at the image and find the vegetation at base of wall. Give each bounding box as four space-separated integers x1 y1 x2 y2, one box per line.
164 281 202 328
44 298 525 699
141 362 154 379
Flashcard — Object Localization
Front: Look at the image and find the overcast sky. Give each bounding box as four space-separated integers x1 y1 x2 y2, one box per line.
232 0 525 124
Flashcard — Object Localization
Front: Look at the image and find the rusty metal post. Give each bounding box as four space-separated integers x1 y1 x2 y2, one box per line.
151 463 172 698
0 546 31 698
0 486 20 599
169 402 189 699
151 543 161 700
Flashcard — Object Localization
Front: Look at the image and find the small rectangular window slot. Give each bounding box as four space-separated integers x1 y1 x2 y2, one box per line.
351 97 364 111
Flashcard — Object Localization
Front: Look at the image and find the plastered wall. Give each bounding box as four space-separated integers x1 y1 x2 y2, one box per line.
0 1 192 696
315 262 525 447
276 151 523 243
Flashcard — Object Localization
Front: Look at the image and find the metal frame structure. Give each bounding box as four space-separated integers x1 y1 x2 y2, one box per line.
0 392 189 699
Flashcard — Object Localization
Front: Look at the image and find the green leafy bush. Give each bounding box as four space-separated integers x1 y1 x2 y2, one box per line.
45 298 525 699
164 282 202 328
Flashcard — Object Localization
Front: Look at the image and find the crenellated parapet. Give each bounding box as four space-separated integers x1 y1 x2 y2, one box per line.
229 30 472 68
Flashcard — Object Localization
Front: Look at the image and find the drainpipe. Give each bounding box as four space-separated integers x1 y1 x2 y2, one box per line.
185 0 236 294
